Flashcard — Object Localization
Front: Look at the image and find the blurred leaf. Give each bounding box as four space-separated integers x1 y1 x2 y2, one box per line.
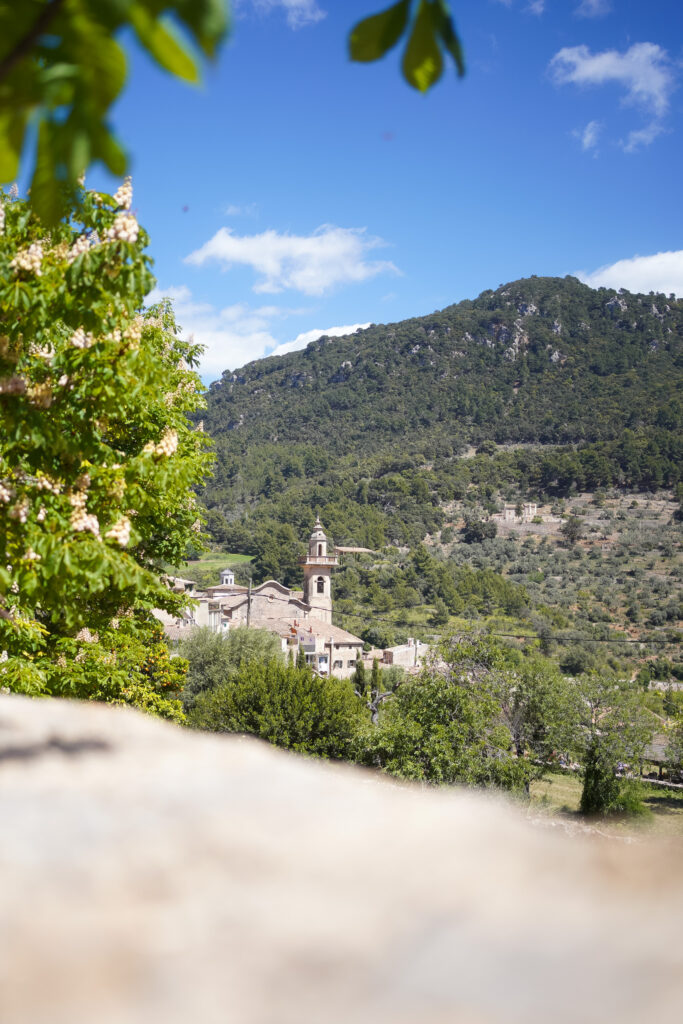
349 0 410 63
90 122 127 176
172 0 230 58
73 28 127 111
402 0 442 93
129 5 199 83
0 110 25 182
67 123 91 180
30 120 63 226
433 0 464 77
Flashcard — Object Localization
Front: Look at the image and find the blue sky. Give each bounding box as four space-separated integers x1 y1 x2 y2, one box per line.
92 0 683 380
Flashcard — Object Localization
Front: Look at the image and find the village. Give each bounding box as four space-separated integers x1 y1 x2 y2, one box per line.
156 518 429 679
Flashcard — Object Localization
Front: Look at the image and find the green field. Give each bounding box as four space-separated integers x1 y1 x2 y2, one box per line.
178 551 253 587
530 771 683 840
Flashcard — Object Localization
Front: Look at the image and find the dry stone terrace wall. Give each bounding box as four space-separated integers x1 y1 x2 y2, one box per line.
1 694 683 1024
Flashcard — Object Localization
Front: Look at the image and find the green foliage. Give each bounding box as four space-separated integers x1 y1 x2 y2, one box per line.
561 515 582 545
188 658 366 760
36 617 187 723
0 185 211 717
357 637 534 790
0 1 228 223
572 674 655 815
462 513 497 544
352 652 367 693
349 0 464 92
179 625 282 710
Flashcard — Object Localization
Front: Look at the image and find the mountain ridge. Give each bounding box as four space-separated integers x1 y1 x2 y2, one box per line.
203 275 682 456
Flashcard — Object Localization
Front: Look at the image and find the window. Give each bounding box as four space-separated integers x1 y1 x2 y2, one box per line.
347 660 356 668
318 543 323 556
333 660 342 669
316 576 325 594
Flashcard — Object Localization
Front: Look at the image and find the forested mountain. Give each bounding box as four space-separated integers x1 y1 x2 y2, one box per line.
200 276 681 551
205 275 682 453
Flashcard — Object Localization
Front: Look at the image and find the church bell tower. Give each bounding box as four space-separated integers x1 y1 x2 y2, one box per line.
301 517 338 624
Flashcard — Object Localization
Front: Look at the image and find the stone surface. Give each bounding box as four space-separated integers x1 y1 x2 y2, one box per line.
1 694 682 1024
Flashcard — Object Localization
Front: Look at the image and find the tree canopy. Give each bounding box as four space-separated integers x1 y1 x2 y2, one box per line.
0 183 210 715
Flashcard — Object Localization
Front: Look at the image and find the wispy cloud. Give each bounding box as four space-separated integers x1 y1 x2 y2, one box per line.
549 42 676 151
239 0 326 29
269 323 371 358
224 202 259 217
185 224 399 296
146 286 304 378
527 1 545 15
146 286 371 378
576 119 601 152
575 0 612 17
577 250 683 297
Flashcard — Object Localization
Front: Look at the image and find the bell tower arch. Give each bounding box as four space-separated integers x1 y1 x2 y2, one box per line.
301 517 338 624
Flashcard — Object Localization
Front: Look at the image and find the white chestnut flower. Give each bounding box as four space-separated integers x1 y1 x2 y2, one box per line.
9 497 29 523
0 482 13 503
155 430 178 457
23 548 41 562
123 315 144 345
105 516 131 548
10 241 43 276
70 327 94 349
75 627 98 643
70 509 100 537
113 176 133 210
36 475 62 494
67 234 91 263
104 213 139 244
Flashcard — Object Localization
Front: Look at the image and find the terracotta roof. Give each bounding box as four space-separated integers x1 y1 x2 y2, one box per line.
248 615 363 646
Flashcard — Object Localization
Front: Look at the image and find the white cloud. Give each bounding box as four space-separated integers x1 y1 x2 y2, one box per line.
575 0 612 17
549 42 674 117
185 224 399 296
549 42 676 151
239 1 326 29
578 119 601 151
623 120 665 152
527 1 545 15
147 286 300 378
577 250 683 297
146 286 371 380
269 323 371 358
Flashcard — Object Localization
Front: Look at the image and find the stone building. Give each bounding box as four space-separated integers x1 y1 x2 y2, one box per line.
158 519 364 679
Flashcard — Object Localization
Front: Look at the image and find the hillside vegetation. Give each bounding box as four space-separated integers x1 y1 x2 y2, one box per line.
196 276 682 675
201 275 681 536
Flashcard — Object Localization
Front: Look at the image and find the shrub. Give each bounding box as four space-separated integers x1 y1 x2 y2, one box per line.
189 659 365 759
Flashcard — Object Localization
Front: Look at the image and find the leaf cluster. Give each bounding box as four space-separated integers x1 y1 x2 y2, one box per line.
0 0 228 222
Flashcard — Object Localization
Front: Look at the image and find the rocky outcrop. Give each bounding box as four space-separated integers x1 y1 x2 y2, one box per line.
1 695 682 1024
